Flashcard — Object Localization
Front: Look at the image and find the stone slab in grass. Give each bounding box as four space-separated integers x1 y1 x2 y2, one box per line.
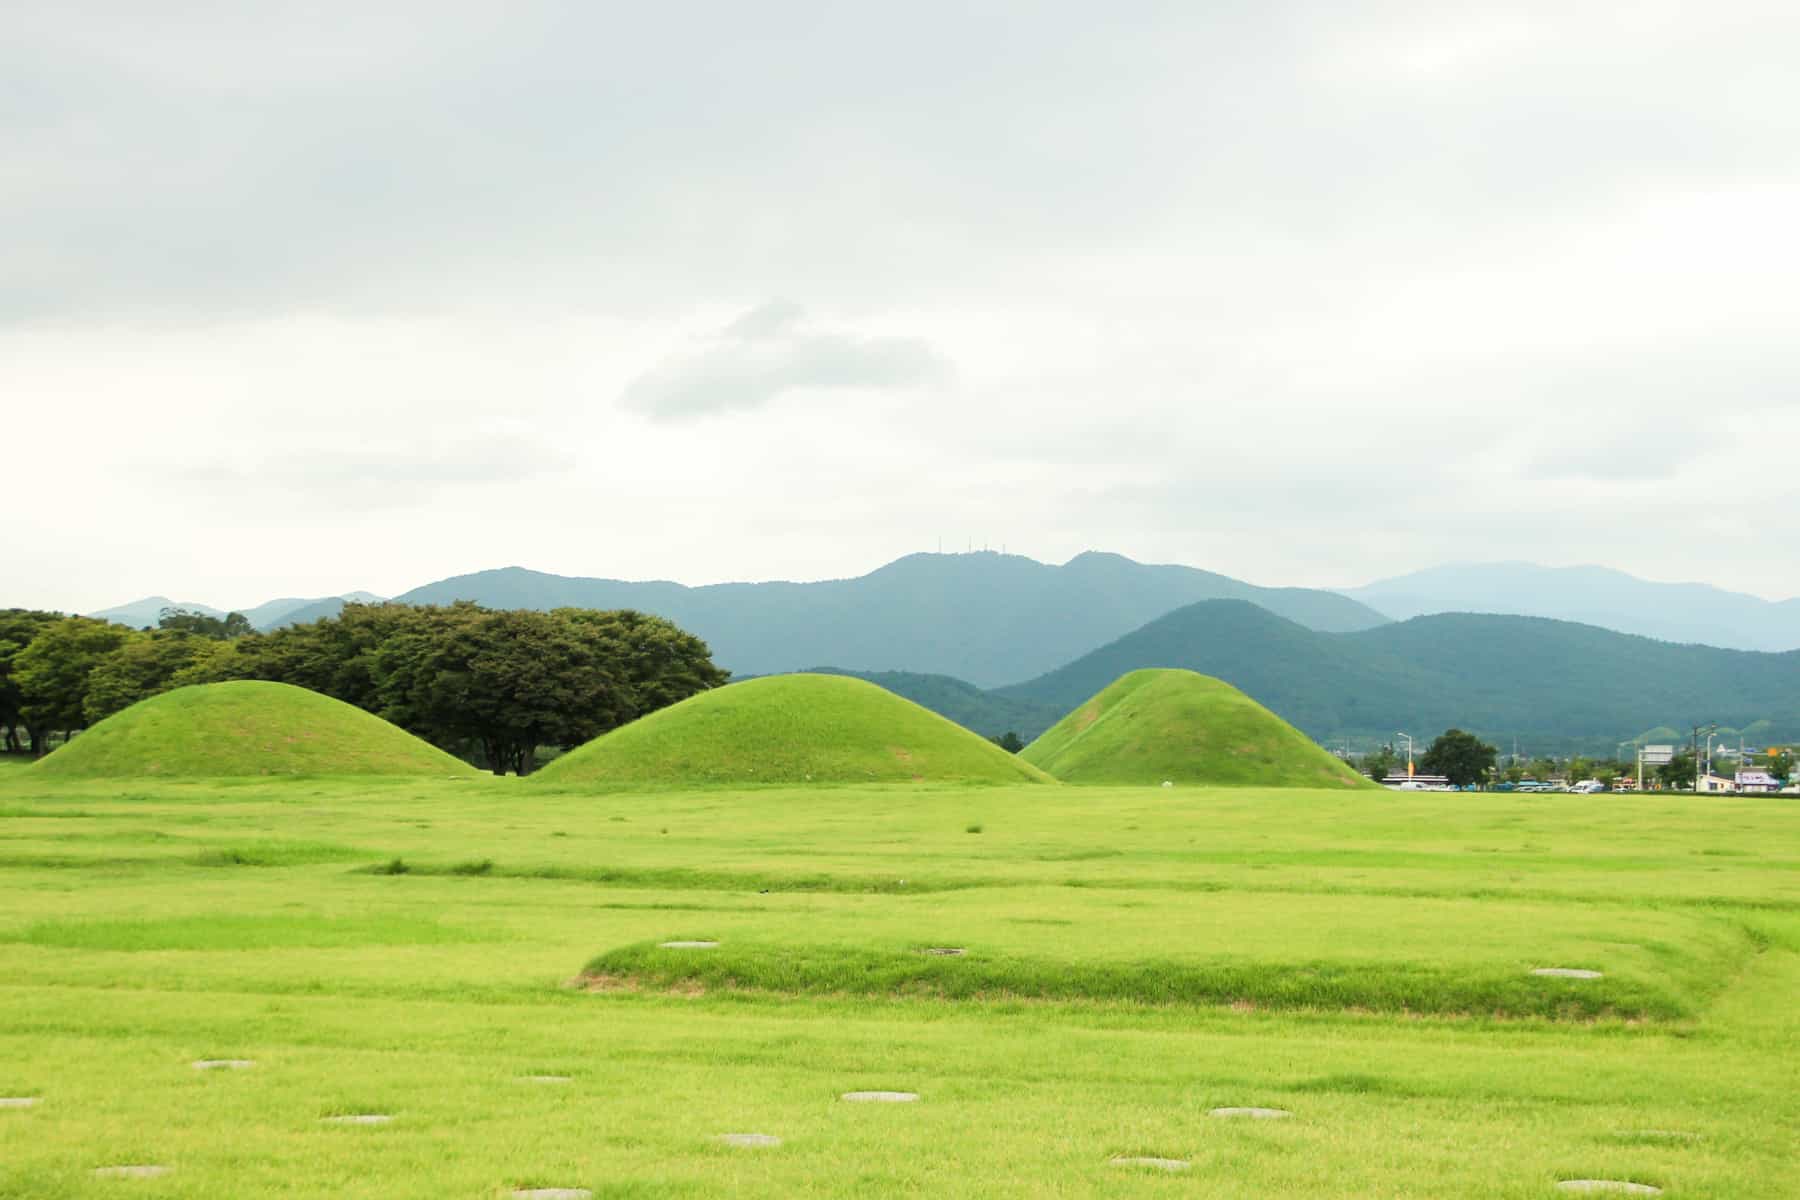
1111 1156 1190 1171
321 1114 393 1125
716 1133 781 1147
1556 1181 1662 1195
1210 1106 1291 1119
841 1091 918 1102
94 1165 170 1179
0 1097 41 1108
1533 968 1604 979
191 1059 255 1070
660 940 718 949
920 947 965 956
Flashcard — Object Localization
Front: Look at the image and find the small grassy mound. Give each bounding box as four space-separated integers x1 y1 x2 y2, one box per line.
579 939 1704 1021
33 681 475 778
1022 668 1373 788
532 673 1053 787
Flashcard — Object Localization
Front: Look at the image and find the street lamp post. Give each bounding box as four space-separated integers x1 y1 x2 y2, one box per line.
1693 723 1718 793
1396 732 1414 779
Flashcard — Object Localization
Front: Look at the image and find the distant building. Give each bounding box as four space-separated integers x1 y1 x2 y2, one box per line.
1736 770 1781 794
1381 772 1455 790
1698 773 1736 794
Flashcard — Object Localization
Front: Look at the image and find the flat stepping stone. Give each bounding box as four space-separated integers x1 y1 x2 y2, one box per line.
518 1075 572 1084
94 1165 170 1179
841 1091 918 1102
1533 968 1604 979
191 1059 255 1070
511 1191 593 1199
321 1113 393 1125
660 941 718 949
1557 1182 1662 1195
0 1097 41 1108
1111 1156 1190 1171
716 1132 780 1147
920 947 965 956
1210 1106 1291 1119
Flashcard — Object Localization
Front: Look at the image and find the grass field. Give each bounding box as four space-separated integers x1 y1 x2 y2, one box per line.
1 770 1795 1197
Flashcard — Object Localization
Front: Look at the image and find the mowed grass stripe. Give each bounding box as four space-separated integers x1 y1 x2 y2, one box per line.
10 914 486 952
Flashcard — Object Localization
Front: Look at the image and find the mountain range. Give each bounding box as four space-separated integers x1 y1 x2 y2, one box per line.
78 553 1800 752
384 551 1387 688
89 592 384 631
1341 563 1800 653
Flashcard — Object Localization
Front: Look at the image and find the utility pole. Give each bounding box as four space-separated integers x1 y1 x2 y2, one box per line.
1397 732 1414 779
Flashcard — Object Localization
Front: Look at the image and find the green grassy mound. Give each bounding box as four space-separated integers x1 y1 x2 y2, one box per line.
1022 668 1373 787
580 936 1717 1021
532 673 1053 787
33 681 476 778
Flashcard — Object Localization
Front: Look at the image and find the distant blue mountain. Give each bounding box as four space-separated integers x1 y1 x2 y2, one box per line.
1341 562 1800 652
88 592 383 632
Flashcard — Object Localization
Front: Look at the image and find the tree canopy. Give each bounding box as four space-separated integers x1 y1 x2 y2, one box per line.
157 607 253 639
1 601 727 773
1419 728 1497 787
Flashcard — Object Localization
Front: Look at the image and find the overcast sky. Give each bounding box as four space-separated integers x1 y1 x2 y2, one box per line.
6 1 1797 613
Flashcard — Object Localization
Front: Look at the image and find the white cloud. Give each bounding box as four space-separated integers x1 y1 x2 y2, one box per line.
620 302 952 422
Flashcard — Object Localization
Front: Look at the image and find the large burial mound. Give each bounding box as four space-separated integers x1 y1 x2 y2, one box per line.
34 681 476 779
1021 669 1373 788
533 673 1053 787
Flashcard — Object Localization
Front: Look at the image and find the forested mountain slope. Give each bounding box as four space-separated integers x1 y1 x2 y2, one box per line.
998 601 1800 746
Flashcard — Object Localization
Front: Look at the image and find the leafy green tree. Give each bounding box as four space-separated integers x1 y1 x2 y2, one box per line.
1657 750 1697 790
82 629 218 723
1770 749 1794 783
12 617 131 751
1363 745 1399 781
203 602 428 708
553 608 729 718
371 606 632 775
0 609 64 754
988 731 1025 753
1419 728 1497 787
157 607 252 639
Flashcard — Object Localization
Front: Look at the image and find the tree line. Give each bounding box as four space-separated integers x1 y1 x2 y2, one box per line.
0 602 728 773
1358 729 1790 789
